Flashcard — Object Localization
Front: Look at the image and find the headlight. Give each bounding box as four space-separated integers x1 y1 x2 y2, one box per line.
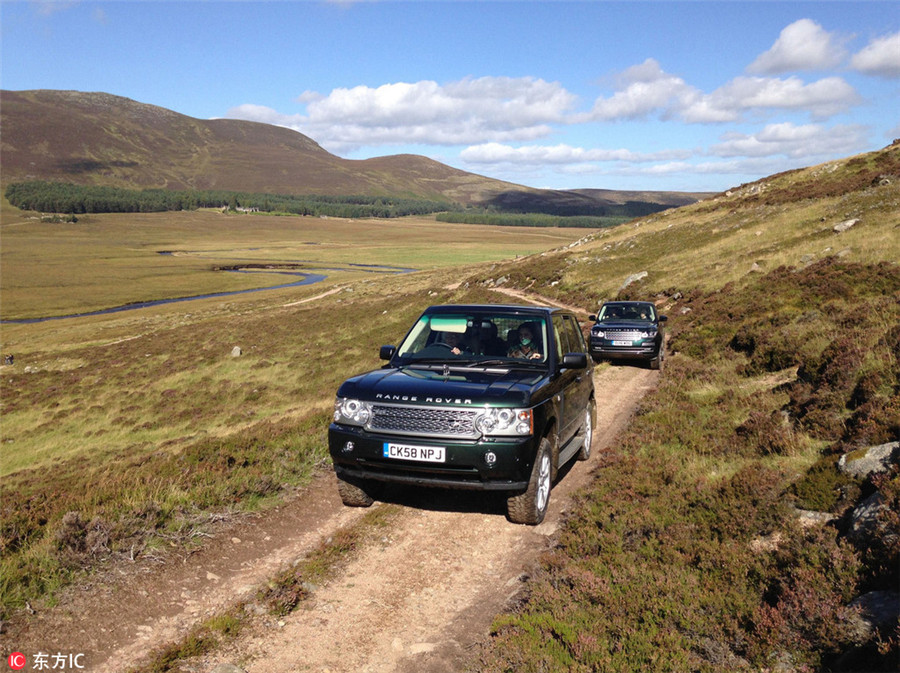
334 397 372 426
475 407 533 437
592 329 605 338
640 330 657 339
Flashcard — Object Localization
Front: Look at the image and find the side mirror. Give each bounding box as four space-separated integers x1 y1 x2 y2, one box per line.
659 315 668 322
588 315 597 322
379 345 396 361
561 352 588 369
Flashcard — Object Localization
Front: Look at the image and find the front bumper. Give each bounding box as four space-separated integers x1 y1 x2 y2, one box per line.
329 423 536 491
589 339 659 361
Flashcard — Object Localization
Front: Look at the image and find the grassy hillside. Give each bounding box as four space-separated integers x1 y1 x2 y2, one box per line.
1 142 897 669
0 89 710 212
472 141 900 671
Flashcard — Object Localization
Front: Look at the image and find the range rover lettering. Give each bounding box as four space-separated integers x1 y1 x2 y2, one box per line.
328 304 596 525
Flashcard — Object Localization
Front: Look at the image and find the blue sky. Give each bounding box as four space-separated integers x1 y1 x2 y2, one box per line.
2 1 898 192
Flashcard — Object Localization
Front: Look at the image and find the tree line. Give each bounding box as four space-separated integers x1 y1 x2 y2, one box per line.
435 211 629 228
4 182 453 219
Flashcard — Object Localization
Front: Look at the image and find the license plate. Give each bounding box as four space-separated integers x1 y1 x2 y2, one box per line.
383 442 446 463
612 340 633 346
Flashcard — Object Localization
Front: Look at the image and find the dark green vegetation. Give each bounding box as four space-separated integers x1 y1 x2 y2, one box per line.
5 181 452 218
480 259 899 672
436 210 629 228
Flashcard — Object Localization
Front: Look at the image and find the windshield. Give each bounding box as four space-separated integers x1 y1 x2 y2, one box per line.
396 311 548 364
598 303 656 322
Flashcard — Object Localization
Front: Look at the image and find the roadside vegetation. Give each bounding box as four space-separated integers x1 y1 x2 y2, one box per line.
479 258 899 672
1 142 897 669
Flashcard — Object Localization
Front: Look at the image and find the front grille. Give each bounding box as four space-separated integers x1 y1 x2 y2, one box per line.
369 404 479 439
601 329 642 340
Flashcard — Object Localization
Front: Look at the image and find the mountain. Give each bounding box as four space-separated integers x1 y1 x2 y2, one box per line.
0 90 711 211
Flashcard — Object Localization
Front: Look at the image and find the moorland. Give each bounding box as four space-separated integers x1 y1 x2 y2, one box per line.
0 121 898 671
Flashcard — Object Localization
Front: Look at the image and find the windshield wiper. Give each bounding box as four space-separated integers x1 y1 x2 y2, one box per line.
465 359 512 367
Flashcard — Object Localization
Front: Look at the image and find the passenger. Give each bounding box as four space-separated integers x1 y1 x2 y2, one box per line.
508 324 542 360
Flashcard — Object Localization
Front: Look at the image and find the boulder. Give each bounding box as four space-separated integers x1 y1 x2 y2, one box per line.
838 442 899 480
833 218 859 233
620 271 648 290
847 591 900 642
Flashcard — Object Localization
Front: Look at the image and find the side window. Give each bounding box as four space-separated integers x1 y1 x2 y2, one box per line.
552 316 567 360
564 316 586 353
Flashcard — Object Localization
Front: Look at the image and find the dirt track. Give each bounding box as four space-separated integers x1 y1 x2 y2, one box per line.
6 363 657 672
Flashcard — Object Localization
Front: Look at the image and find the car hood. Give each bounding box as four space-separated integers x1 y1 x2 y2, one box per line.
336 365 546 407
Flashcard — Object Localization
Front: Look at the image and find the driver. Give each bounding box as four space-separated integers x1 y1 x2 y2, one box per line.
442 331 467 355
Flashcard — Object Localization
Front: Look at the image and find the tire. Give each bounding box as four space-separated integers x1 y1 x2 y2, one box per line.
337 476 376 507
577 402 595 461
507 438 553 525
650 342 664 370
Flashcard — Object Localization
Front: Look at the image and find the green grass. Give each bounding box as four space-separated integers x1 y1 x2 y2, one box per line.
0 204 588 320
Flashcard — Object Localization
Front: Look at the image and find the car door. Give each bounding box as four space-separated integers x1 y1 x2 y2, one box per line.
553 314 588 444
563 314 592 431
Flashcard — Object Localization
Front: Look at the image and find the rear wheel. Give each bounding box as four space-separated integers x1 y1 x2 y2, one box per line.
506 438 553 525
337 476 377 507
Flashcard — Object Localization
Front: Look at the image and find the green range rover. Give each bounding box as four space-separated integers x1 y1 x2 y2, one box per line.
328 304 596 525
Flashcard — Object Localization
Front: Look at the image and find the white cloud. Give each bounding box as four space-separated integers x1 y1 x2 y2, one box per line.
687 76 861 121
851 31 900 78
460 142 691 166
587 60 859 124
227 77 578 153
587 59 701 121
748 19 847 74
225 103 305 128
710 122 868 158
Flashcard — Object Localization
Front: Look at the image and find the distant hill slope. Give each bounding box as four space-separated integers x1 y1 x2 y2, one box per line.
0 89 711 211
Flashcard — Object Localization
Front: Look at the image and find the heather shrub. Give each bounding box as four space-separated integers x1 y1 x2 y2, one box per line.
481 259 899 672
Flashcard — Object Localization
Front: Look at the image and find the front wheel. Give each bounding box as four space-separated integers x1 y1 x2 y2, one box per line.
577 402 595 461
337 476 377 507
506 438 553 525
650 342 665 370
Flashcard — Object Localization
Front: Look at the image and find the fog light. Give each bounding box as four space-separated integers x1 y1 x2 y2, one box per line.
343 441 355 453
484 451 497 467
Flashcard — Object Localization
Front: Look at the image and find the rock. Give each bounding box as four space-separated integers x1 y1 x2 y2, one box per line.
838 442 899 479
210 665 245 673
620 271 648 290
793 507 838 528
847 591 900 641
833 218 859 233
231 346 242 357
850 492 887 540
